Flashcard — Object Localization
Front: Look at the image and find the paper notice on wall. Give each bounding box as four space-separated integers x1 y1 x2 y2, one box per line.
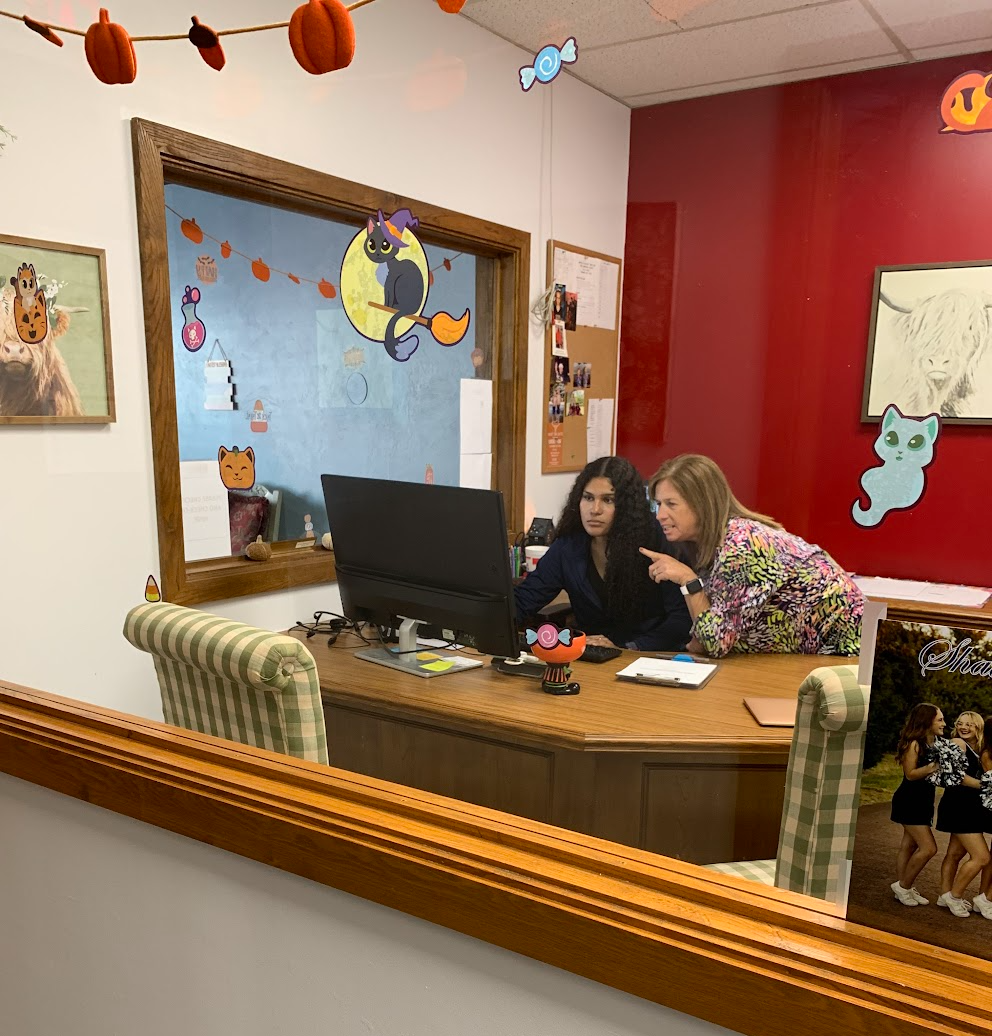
460 378 493 455
460 453 492 490
180 460 232 562
586 397 615 461
553 247 577 286
599 262 619 330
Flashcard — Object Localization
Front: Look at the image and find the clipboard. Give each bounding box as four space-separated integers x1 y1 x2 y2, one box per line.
615 657 718 690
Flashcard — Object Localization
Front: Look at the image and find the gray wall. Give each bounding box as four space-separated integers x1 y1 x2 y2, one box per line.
0 773 733 1036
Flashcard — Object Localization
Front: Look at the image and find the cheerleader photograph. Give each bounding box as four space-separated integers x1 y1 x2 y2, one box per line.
847 619 992 961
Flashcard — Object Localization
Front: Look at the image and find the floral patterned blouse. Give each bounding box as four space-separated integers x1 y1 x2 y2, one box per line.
692 518 865 658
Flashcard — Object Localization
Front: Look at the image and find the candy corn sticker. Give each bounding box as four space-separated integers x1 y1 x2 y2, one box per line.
145 575 161 603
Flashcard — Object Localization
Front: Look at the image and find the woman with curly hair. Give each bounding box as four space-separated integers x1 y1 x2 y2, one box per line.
640 453 864 657
513 456 690 651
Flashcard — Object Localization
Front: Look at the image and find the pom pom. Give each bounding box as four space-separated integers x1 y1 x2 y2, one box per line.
927 738 967 787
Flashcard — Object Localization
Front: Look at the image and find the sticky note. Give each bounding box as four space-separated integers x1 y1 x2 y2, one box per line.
421 660 454 673
416 652 440 661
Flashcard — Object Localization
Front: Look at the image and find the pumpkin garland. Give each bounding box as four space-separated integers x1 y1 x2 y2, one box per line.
0 0 464 84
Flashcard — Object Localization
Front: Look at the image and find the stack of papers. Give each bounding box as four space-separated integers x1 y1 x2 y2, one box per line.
852 577 990 609
616 657 717 689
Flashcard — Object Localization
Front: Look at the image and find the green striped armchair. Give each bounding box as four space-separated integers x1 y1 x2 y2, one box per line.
124 602 328 765
706 665 868 902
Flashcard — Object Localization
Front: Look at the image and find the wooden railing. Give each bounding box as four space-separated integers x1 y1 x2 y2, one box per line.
1 679 989 1036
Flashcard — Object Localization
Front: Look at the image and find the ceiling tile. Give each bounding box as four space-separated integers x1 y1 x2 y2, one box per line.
625 52 907 104
868 0 992 51
910 37 992 61
575 1 899 99
664 0 844 30
459 0 678 53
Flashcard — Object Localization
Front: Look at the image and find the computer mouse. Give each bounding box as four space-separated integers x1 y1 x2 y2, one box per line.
672 653 695 663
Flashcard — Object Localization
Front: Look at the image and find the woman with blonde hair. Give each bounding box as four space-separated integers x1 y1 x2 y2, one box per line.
935 710 989 917
639 453 864 657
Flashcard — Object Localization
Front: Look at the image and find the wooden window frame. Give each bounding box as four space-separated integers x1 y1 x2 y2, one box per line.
131 119 528 605
2 681 989 1036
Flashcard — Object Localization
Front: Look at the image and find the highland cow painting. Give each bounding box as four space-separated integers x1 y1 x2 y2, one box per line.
0 234 115 424
863 262 992 426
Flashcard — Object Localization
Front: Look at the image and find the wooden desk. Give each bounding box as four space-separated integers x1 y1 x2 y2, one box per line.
294 632 824 865
875 596 992 632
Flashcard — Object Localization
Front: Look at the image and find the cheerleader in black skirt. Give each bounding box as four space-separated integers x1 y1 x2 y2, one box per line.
889 704 944 907
936 711 989 918
970 718 992 920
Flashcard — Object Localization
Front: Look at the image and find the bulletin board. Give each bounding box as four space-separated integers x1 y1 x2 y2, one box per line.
542 240 621 473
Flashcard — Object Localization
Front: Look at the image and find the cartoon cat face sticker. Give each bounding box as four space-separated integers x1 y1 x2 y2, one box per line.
218 445 256 490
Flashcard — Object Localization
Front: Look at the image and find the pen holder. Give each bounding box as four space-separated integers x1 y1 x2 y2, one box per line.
525 622 586 696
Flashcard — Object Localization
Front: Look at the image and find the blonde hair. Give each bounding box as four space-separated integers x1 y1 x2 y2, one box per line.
648 454 782 570
955 711 985 745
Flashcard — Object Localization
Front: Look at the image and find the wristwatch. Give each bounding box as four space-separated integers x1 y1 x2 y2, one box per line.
680 577 704 597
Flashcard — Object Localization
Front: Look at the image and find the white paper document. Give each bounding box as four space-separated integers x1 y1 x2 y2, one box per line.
616 657 718 689
180 460 232 562
459 452 492 490
853 576 991 609
460 378 493 455
586 397 615 460
553 247 577 286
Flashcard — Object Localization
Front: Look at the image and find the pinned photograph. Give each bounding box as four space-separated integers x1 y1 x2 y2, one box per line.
568 389 585 416
552 283 567 323
863 261 992 425
551 354 570 385
552 319 568 357
574 362 591 388
565 290 578 331
847 619 992 963
0 233 115 424
548 382 563 425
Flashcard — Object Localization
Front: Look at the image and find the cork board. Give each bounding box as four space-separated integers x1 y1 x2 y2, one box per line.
542 240 622 473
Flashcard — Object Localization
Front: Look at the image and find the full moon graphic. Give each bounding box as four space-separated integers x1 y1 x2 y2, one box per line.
339 226 429 343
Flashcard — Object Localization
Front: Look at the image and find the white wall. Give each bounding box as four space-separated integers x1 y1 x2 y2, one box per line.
0 773 732 1036
0 0 630 716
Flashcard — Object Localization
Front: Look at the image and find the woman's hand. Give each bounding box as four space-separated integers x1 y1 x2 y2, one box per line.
639 547 696 587
925 761 939 776
585 634 619 648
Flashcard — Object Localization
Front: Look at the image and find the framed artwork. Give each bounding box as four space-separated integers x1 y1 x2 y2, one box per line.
0 233 115 424
862 260 992 426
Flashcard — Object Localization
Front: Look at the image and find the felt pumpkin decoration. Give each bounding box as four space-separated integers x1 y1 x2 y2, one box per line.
251 258 270 282
188 16 226 71
287 273 301 284
288 0 356 76
443 258 452 271
245 535 273 562
220 240 232 259
23 16 63 47
436 0 467 11
317 279 337 299
84 8 137 85
181 218 204 244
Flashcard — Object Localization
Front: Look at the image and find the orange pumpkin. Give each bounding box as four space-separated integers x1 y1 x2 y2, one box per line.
436 0 467 11
181 218 204 244
318 279 337 299
188 15 226 71
220 240 232 259
84 9 136 85
252 258 270 282
288 0 355 76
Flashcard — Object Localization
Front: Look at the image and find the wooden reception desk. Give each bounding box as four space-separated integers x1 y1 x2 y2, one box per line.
291 632 824 865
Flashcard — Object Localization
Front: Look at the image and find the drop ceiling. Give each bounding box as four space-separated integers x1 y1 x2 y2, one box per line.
459 0 992 105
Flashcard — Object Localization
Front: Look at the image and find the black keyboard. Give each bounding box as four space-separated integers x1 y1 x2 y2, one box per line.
580 644 623 664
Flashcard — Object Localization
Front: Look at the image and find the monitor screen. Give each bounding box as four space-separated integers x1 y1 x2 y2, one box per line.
321 474 518 661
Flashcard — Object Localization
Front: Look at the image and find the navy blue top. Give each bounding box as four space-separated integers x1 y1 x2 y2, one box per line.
513 527 691 651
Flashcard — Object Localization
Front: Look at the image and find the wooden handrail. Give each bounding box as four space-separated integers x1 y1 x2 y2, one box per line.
1 679 989 1036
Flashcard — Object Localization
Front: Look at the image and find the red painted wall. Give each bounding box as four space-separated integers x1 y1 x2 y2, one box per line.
619 55 992 585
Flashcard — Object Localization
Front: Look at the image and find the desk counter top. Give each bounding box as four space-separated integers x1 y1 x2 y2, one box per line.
292 632 827 754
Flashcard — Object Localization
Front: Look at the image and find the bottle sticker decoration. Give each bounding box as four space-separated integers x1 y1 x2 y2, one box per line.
425 464 434 484
303 513 315 539
180 284 207 351
519 37 577 92
196 254 218 283
10 262 48 344
526 622 587 696
852 404 940 528
144 574 161 603
204 339 235 411
217 445 255 490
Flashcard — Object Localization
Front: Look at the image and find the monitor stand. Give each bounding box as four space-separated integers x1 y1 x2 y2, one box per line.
354 617 480 679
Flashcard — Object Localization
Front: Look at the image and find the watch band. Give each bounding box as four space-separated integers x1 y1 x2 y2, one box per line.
680 578 703 597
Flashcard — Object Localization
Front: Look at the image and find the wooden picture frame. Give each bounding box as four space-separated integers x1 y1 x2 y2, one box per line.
862 260 992 426
131 119 529 605
0 233 115 425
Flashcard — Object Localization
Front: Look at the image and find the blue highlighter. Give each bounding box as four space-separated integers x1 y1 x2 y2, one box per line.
672 653 695 663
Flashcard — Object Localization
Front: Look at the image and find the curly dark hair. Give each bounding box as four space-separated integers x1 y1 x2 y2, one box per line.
556 456 654 626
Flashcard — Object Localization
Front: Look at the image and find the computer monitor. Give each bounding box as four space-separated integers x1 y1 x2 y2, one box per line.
321 474 518 678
